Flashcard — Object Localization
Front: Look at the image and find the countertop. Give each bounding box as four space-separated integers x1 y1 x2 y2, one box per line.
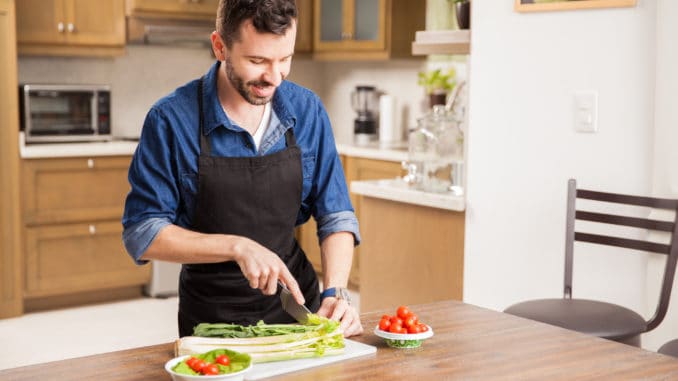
351 178 465 211
19 133 138 159
3 300 678 380
335 140 408 162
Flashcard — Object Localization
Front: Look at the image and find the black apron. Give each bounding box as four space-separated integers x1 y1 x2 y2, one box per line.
177 78 319 337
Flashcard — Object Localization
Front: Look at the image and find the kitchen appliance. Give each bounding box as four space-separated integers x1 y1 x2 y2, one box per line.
19 84 111 143
351 85 379 145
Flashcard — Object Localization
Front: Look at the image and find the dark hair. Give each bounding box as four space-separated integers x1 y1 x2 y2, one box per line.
216 0 297 48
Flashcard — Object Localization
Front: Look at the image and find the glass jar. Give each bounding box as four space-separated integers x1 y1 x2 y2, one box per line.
403 105 463 193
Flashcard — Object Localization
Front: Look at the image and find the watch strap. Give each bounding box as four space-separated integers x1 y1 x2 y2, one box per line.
320 287 351 303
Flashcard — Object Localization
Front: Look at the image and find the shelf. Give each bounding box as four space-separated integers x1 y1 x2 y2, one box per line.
411 29 470 55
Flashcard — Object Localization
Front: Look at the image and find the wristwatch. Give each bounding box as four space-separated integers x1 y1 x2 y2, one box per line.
320 287 352 305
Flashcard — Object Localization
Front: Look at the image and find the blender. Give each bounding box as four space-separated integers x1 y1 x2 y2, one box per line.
351 85 378 145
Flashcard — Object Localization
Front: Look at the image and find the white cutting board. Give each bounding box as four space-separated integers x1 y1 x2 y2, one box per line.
244 339 377 380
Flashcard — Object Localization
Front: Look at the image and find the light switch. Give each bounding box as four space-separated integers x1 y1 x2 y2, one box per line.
574 90 598 133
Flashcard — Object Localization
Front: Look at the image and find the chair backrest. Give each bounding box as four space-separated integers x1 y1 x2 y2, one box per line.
563 179 678 332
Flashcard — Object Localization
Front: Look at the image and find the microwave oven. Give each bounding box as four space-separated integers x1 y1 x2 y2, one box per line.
19 84 111 143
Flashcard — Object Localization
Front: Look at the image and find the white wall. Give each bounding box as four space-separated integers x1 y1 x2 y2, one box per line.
464 0 669 349
645 0 678 351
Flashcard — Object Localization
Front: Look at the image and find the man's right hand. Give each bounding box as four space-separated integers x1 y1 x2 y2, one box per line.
232 236 305 306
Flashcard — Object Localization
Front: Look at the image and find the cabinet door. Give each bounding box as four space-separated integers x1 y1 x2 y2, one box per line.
22 156 132 225
0 0 23 318
24 221 150 297
15 0 65 44
314 0 385 52
126 0 219 19
295 0 313 53
65 0 125 46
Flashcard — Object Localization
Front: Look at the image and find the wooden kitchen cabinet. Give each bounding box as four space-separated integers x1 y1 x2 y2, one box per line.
126 0 219 20
312 0 425 60
297 155 404 288
0 0 23 319
20 156 150 310
15 0 125 56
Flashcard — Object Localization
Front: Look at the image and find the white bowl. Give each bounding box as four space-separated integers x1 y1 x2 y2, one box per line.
373 325 434 348
165 355 253 381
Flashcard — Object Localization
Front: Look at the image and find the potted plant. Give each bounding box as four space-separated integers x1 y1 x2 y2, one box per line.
418 68 457 108
449 0 470 30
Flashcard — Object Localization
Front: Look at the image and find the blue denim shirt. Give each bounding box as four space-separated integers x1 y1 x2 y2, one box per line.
122 61 360 264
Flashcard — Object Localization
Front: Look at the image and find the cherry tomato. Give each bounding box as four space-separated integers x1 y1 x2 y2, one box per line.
398 327 408 334
418 323 429 332
407 324 421 334
381 314 391 321
185 357 198 368
397 306 412 320
378 318 391 331
389 316 403 326
190 359 207 372
202 363 219 375
409 313 419 325
216 354 230 366
389 322 403 333
403 316 417 328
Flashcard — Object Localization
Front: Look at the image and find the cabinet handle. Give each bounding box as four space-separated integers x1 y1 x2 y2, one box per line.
89 225 97 235
67 23 75 33
87 158 95 169
57 22 65 33
342 32 353 40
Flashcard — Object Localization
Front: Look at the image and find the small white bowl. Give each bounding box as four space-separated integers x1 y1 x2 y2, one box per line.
374 325 434 348
165 355 253 381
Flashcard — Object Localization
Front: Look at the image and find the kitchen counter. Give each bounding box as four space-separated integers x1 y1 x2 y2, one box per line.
19 134 138 159
335 141 408 162
3 300 678 380
351 178 465 211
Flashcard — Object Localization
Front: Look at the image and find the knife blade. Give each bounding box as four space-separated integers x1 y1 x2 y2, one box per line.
278 280 311 324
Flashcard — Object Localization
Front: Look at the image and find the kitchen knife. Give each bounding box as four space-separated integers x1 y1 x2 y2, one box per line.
278 280 311 324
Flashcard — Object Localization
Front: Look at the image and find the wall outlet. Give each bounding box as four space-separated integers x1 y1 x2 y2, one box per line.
573 90 598 133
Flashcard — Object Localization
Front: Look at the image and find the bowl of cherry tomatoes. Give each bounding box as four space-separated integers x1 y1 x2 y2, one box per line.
165 348 252 381
374 305 433 349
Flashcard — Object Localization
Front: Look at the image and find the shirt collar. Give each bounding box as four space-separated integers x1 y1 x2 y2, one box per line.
201 60 297 136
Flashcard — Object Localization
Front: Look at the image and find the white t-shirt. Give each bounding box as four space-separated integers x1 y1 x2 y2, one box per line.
252 102 272 150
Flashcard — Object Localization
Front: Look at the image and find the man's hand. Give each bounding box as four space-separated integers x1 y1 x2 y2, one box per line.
232 237 305 305
317 297 363 337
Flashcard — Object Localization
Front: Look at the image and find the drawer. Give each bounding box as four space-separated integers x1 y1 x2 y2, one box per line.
22 156 131 225
24 221 150 297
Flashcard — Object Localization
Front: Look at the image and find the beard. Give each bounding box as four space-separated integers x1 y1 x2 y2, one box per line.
224 57 277 106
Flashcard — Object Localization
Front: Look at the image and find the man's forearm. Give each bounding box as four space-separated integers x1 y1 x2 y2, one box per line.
141 224 242 263
319 231 355 289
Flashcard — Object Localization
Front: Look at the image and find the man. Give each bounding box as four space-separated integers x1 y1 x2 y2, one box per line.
122 0 362 338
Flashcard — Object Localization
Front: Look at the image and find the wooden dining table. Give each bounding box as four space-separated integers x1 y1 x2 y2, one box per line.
2 300 678 380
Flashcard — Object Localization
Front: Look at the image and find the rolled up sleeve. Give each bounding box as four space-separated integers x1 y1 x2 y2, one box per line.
122 217 172 265
316 210 361 246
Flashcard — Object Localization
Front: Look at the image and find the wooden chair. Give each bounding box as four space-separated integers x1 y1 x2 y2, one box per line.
504 179 678 346
658 339 678 357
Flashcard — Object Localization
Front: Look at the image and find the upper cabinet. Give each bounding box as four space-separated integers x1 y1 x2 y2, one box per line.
313 0 425 60
295 0 313 54
16 0 125 57
125 0 219 20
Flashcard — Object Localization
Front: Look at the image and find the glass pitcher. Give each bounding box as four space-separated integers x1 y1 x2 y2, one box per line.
403 105 463 193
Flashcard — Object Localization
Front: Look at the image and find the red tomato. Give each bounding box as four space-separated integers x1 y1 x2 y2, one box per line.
397 306 412 320
403 316 417 328
216 354 230 366
418 323 429 332
378 318 391 331
190 359 207 372
409 313 419 325
389 316 403 326
388 322 403 333
381 314 391 321
202 363 219 375
185 357 198 368
407 324 421 334
398 327 408 334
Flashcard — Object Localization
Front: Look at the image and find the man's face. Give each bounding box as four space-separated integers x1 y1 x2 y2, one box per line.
221 20 296 105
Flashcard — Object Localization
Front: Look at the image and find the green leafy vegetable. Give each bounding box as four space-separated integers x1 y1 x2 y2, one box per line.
177 314 345 363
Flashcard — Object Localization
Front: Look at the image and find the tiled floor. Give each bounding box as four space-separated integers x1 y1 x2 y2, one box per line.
0 289 359 371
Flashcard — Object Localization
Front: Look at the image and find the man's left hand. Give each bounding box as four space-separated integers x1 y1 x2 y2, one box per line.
316 297 363 337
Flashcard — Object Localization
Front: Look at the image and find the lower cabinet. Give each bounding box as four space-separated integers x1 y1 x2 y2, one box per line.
21 156 150 310
297 155 404 288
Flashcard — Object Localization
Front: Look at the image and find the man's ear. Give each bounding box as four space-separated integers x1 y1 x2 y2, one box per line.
210 31 227 60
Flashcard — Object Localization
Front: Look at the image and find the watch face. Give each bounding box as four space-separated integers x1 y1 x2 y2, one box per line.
338 288 352 303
